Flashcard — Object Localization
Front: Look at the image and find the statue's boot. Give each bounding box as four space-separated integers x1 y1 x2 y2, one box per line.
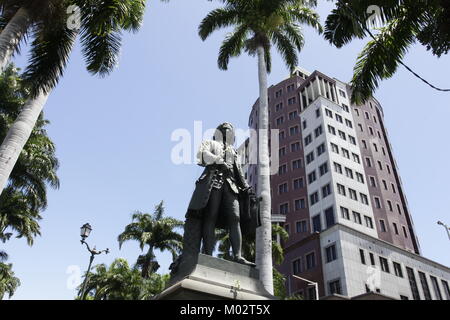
234 256 256 267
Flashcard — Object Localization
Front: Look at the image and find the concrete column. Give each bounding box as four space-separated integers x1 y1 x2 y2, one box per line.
316 76 322 97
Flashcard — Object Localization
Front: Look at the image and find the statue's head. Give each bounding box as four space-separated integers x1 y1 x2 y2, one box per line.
213 122 235 146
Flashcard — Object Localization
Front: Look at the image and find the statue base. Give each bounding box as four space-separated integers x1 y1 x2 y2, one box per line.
154 254 275 300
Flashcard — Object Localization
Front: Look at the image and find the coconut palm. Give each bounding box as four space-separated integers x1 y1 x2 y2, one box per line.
118 201 183 279
324 0 450 104
80 258 170 300
0 65 58 246
199 0 322 294
0 255 20 300
0 0 148 195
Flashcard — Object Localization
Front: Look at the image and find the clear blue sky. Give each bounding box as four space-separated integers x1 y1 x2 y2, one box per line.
3 1 450 299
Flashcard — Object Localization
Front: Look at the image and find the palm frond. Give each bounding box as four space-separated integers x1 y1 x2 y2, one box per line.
198 7 239 40
218 25 249 70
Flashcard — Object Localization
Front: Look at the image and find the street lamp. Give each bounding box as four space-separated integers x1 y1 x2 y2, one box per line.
79 223 109 300
437 221 450 241
292 275 319 300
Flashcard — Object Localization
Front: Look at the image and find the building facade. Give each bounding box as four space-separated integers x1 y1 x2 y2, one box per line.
242 67 450 300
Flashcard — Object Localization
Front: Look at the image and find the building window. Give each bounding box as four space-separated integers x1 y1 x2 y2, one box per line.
334 162 342 174
441 280 450 300
324 206 335 227
296 220 307 233
359 249 366 264
275 102 283 111
430 276 443 300
294 178 304 190
362 140 368 149
339 89 346 98
279 147 286 157
329 279 342 295
279 131 285 140
355 108 360 116
295 198 306 211
302 120 307 129
352 153 361 164
315 108 321 118
345 119 353 128
292 159 303 170
331 143 339 154
337 184 346 196
393 262 403 278
345 167 354 179
293 178 304 190
319 162 329 176
397 204 402 215
314 125 323 137
308 171 317 184
342 148 350 159
276 116 284 126
373 143 378 152
369 252 375 266
310 192 319 205
340 207 350 220
325 244 337 263
292 258 302 275
349 135 357 145
387 200 393 212
280 203 289 214
418 272 432 300
335 114 343 123
325 109 333 118
328 125 336 135
377 160 383 171
406 267 421 300
358 123 364 132
306 152 314 164
365 111 370 119
380 220 387 232
392 223 399 235
287 83 295 92
275 89 283 98
288 97 296 105
312 215 321 233
386 164 391 174
379 257 390 273
354 172 363 183
353 211 362 224
290 125 300 136
279 183 288 194
278 164 287 175
306 252 316 269
349 188 358 201
369 176 377 187
403 226 408 238
317 143 326 156
338 130 346 140
289 110 298 120
364 216 373 228
374 197 382 209
391 183 396 194
291 141 301 152
342 104 349 112
304 134 312 146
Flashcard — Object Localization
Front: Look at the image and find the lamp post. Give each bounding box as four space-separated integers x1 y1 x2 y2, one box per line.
437 221 450 241
292 275 319 300
79 223 109 300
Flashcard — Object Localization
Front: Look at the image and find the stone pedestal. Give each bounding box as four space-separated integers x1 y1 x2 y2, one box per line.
155 254 275 300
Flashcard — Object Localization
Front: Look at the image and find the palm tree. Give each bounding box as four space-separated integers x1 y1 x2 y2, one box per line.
0 253 20 300
324 0 450 104
0 65 58 246
80 258 170 300
118 201 183 279
198 0 322 294
0 0 148 194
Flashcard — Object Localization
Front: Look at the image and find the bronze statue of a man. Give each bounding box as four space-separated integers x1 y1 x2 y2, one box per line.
172 123 258 274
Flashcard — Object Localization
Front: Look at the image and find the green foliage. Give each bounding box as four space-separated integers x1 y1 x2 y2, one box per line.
79 258 170 300
324 0 450 104
0 254 20 300
0 65 59 246
199 0 322 73
118 201 183 278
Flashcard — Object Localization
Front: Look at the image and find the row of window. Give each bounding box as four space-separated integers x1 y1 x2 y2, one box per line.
379 218 409 238
364 156 392 174
330 142 361 164
309 183 332 206
359 248 450 300
327 124 357 145
336 183 370 205
340 206 374 229
333 161 365 184
292 251 317 275
277 158 304 175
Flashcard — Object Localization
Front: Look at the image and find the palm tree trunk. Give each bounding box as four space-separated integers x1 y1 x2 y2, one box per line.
255 45 273 295
0 7 31 72
0 91 49 193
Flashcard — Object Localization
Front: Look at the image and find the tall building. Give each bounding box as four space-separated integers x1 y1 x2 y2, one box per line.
242 67 450 300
